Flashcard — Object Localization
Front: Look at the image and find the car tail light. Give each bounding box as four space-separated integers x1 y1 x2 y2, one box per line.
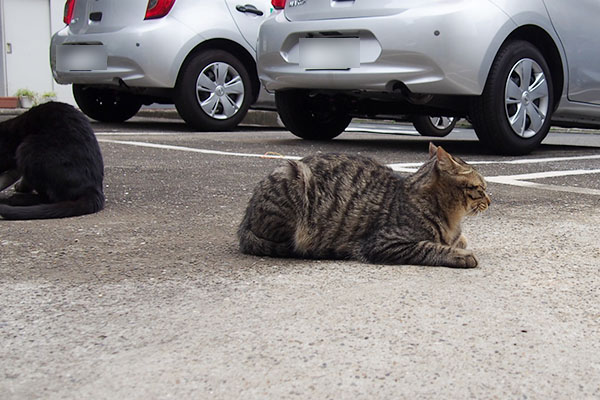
272 0 285 10
144 0 176 20
63 0 76 25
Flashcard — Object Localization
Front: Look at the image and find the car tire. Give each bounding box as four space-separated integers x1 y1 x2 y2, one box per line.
275 90 351 140
412 115 457 137
470 40 554 155
73 84 142 122
174 49 253 131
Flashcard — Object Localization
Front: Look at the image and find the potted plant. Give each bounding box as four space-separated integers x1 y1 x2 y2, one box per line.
40 91 58 104
15 89 37 108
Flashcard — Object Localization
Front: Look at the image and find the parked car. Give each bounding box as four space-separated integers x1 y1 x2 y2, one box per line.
50 0 274 130
258 0 600 155
412 116 458 138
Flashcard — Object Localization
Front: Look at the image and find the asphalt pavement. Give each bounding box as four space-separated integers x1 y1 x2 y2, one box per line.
1 111 600 399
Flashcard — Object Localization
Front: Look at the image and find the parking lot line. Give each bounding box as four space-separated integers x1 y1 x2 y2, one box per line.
470 154 600 165
487 169 600 181
98 139 302 160
388 166 600 195
100 138 600 195
388 154 600 171
96 131 185 136
487 169 600 196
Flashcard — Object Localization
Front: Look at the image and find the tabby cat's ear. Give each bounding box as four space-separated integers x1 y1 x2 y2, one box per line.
428 142 438 159
435 146 464 173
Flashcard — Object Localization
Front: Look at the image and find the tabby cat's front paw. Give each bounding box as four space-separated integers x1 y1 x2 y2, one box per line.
451 250 478 268
455 235 468 249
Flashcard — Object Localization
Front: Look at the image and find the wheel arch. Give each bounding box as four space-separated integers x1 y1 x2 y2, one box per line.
175 39 260 104
495 25 565 111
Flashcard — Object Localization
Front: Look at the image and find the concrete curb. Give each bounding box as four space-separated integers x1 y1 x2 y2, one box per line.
0 107 283 128
3 106 599 134
136 108 283 128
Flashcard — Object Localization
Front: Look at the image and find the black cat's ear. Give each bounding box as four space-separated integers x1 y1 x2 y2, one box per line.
428 142 438 159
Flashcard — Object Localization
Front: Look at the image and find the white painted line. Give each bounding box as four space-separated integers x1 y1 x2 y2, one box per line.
98 139 302 160
388 154 600 171
487 178 600 196
345 126 420 135
469 154 600 165
486 169 600 196
386 165 600 196
96 131 186 136
101 138 600 195
388 163 419 172
487 169 600 181
389 167 419 173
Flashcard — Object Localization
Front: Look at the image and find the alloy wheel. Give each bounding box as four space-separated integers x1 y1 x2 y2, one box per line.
429 116 455 130
504 58 549 138
196 62 245 120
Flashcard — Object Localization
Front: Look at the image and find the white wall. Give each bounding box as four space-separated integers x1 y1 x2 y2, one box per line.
1 0 74 104
0 0 6 97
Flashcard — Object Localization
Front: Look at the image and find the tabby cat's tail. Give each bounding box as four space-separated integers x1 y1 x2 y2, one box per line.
0 191 104 220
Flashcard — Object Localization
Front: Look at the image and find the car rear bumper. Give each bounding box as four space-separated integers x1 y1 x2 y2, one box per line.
257 2 512 96
50 18 198 88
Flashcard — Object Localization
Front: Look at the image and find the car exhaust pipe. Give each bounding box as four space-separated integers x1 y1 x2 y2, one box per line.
388 80 433 105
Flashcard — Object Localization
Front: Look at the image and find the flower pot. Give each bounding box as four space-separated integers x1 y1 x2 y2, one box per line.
0 96 19 108
19 96 35 108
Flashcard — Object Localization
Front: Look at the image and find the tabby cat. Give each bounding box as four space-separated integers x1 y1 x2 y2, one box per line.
238 143 490 268
0 102 104 220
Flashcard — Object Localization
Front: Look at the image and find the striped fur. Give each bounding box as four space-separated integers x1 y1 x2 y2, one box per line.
238 144 490 268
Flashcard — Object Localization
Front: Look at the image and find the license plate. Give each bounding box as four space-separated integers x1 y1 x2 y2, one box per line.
56 45 108 72
299 38 359 70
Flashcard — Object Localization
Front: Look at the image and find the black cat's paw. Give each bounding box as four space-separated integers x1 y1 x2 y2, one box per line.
14 179 33 193
0 169 21 192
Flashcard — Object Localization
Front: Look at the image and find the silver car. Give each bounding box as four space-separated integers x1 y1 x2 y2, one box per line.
258 0 600 155
51 0 273 130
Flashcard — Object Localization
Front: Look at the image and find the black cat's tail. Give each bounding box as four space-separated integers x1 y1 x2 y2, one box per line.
0 191 104 220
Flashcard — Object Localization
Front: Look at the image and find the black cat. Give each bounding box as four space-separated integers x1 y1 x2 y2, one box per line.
0 102 104 220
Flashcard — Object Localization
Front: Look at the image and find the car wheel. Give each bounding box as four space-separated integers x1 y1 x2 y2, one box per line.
275 90 351 140
470 40 554 155
73 84 142 122
174 49 253 131
412 115 457 137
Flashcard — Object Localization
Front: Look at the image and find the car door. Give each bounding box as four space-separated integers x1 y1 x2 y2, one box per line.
544 0 600 105
224 0 273 52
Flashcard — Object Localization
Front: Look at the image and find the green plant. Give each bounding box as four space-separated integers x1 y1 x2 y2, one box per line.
14 89 40 107
14 88 37 99
40 91 58 104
